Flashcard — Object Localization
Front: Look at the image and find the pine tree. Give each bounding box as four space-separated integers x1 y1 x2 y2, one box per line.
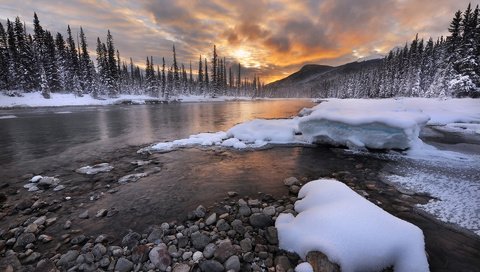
212 45 218 96
204 57 209 93
79 27 93 94
105 30 118 97
161 57 166 98
172 45 179 94
198 55 204 94
0 22 9 90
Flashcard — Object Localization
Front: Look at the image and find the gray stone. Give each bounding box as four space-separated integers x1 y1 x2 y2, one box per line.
131 244 149 264
38 176 60 188
14 232 35 249
57 250 80 268
240 238 252 252
78 210 89 219
191 231 210 250
274 256 292 272
24 223 38 233
115 257 133 272
147 228 164 243
92 243 107 261
224 255 241 272
289 185 300 195
238 206 252 217
173 263 191 272
213 239 236 263
23 252 41 264
263 206 276 216
122 232 141 249
247 199 260 207
284 177 300 186
76 163 113 175
306 251 340 272
243 252 255 262
265 226 278 245
0 255 22 272
64 220 72 229
192 251 204 262
33 216 46 225
231 219 245 234
249 213 273 228
118 173 148 184
168 244 180 258
38 234 53 243
95 209 108 218
227 191 238 197
70 235 87 245
149 244 172 271
216 219 230 232
99 257 110 268
205 213 217 226
199 260 224 272
193 205 206 218
202 243 216 259
182 251 193 260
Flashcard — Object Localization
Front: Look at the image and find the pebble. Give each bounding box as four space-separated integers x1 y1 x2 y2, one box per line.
205 213 217 226
115 257 133 272
78 210 89 219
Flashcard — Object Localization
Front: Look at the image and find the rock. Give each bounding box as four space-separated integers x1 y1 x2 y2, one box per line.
30 175 42 183
263 206 276 216
161 222 170 230
205 213 217 226
289 185 300 194
149 244 172 271
202 243 216 259
274 255 293 272
70 234 87 245
240 238 252 252
118 173 148 184
182 251 193 260
265 226 278 244
53 185 65 191
284 177 300 186
243 252 255 262
23 251 41 264
99 256 110 268
131 244 150 263
115 257 133 272
191 231 210 250
131 160 152 166
92 243 107 261
213 239 236 263
247 199 260 207
6 238 16 246
24 223 38 233
216 219 230 232
14 232 35 249
168 244 180 258
45 217 57 226
38 176 60 188
76 163 113 175
227 191 238 197
192 251 204 262
224 255 241 272
173 263 191 272
306 251 340 272
122 232 141 249
33 216 46 225
78 210 89 219
95 209 108 218
193 205 207 218
178 236 188 248
35 259 57 272
238 206 252 217
38 234 54 243
147 228 164 243
238 199 247 206
249 213 273 228
63 220 72 229
57 250 79 269
0 255 22 272
199 260 224 272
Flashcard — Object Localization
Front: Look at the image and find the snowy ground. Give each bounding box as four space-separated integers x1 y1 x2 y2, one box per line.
0 91 255 108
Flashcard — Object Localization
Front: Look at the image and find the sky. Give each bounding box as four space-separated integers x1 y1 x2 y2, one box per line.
0 0 475 83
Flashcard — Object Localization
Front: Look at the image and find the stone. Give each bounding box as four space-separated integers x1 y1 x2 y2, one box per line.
24 223 38 233
238 199 247 206
23 252 41 264
45 217 57 226
240 238 252 252
263 206 276 216
168 244 180 258
306 251 340 272
38 234 53 243
213 239 236 263
224 255 241 272
173 263 191 272
205 213 217 226
192 251 204 262
182 251 193 260
247 199 260 207
216 219 230 232
122 232 141 249
147 227 164 243
284 177 300 186
243 252 255 262
274 256 292 272
199 260 224 272
99 257 110 268
118 173 148 184
92 243 107 261
35 259 57 271
33 216 46 225
38 176 60 188
178 236 188 248
191 231 210 250
265 226 278 245
227 191 238 197
249 213 273 228
53 185 65 191
78 210 89 219
193 205 207 218
57 250 79 268
149 244 172 271
0 255 22 272
202 243 216 259
238 206 252 217
95 209 108 218
115 257 133 272
70 234 87 245
289 185 300 194
230 219 245 234
131 244 150 263
64 220 72 229
14 232 35 249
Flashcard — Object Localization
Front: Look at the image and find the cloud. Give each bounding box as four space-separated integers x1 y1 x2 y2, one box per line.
0 0 474 83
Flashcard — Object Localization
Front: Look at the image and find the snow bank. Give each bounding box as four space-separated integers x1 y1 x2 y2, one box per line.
276 179 429 272
146 132 229 152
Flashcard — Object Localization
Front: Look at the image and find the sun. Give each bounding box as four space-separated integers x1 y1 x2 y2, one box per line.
232 48 251 60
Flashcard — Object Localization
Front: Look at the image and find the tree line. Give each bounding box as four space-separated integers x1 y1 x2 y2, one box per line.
0 14 265 99
266 3 480 98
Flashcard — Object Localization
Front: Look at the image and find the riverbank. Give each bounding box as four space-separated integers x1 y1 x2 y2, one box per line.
0 91 262 109
0 141 479 271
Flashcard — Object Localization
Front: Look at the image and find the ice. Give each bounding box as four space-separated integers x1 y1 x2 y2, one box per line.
221 138 248 149
76 163 114 175
276 179 429 272
295 262 313 272
147 131 229 152
227 119 299 144
0 115 17 119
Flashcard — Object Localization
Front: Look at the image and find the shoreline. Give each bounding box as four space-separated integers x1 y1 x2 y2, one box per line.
1 142 479 271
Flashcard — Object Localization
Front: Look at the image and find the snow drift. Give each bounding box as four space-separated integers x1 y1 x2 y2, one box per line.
276 179 429 272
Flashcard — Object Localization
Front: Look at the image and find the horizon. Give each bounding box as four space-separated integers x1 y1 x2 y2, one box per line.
0 0 476 83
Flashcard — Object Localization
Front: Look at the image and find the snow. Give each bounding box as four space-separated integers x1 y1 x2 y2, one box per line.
145 131 229 152
0 91 256 108
75 163 113 175
276 179 429 272
0 115 17 119
227 119 300 145
295 262 313 272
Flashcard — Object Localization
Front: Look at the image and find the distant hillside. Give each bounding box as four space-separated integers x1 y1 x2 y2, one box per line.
266 59 382 97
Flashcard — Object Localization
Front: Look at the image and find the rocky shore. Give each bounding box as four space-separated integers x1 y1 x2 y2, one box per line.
1 175 334 272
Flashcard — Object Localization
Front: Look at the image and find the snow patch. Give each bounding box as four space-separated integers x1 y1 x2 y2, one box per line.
0 115 17 119
76 163 113 175
54 111 73 114
276 179 429 272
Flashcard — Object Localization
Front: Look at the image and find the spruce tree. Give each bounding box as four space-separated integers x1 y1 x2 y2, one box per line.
105 30 118 97
0 22 9 90
198 55 203 94
211 45 218 96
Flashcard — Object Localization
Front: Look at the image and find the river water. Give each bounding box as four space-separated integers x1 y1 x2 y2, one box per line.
0 100 479 271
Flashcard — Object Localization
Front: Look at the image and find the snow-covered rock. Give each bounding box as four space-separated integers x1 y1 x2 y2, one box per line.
227 119 299 146
76 163 113 175
275 179 429 272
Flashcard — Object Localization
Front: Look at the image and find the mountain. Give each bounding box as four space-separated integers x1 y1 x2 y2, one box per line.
266 59 382 96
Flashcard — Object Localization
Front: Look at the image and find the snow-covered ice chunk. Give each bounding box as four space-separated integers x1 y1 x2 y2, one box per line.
30 175 43 183
221 138 248 149
295 262 313 272
298 103 430 149
276 179 429 272
147 131 229 152
76 163 113 175
227 119 299 144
